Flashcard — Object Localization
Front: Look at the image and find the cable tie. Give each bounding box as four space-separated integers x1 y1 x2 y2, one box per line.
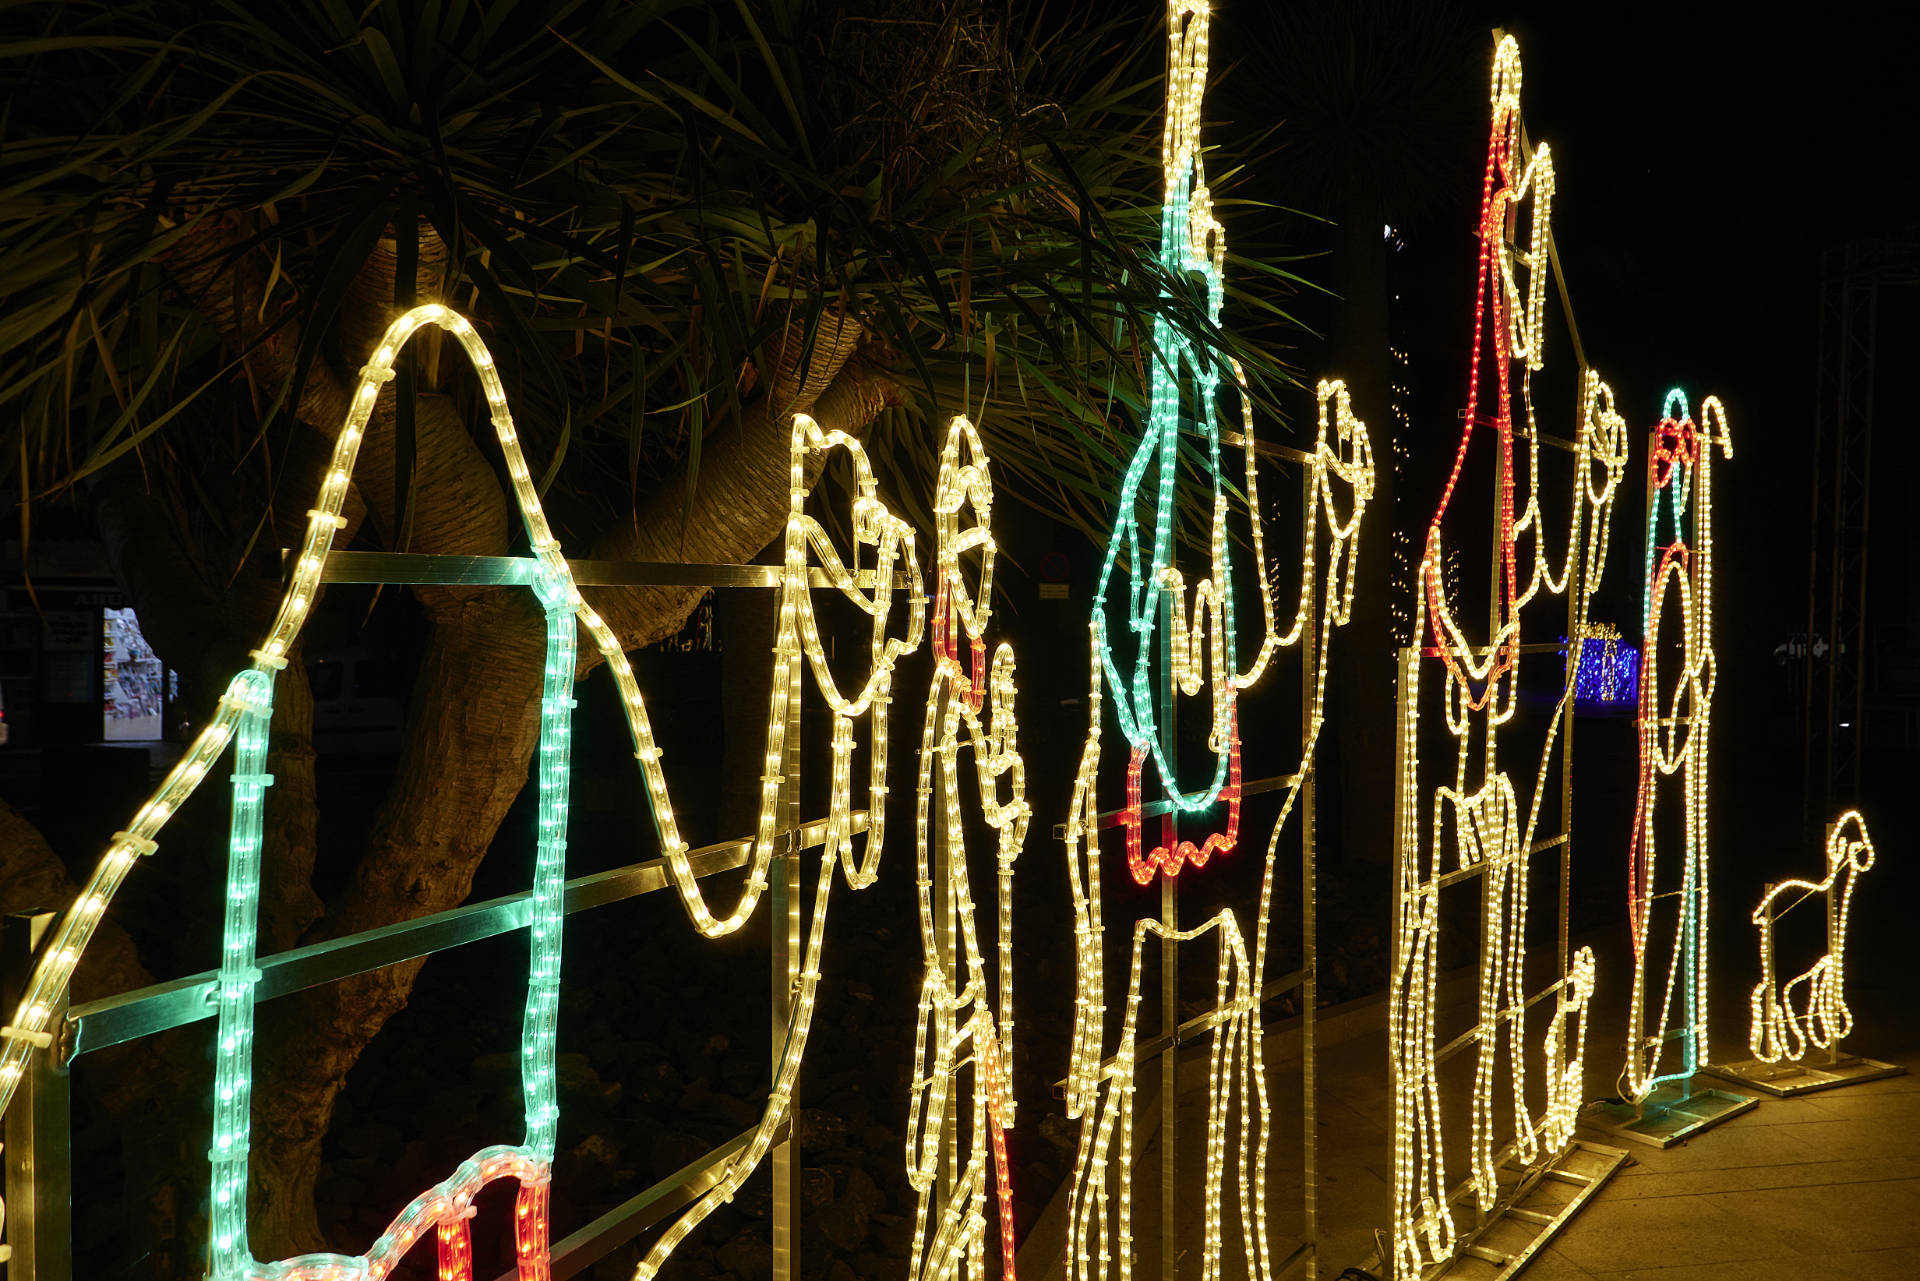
248 649 290 671
0 1025 53 1049
357 363 397 385
112 831 160 858
306 509 349 530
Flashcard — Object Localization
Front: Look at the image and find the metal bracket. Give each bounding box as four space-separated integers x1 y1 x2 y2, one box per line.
1701 1053 1906 1099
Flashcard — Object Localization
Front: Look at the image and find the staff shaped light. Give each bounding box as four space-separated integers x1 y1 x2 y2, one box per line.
1619 390 1733 1105
1387 35 1626 1280
1748 811 1874 1064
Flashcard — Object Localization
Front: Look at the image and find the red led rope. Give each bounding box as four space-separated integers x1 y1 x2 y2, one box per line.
1122 695 1243 885
1626 540 1693 948
1423 77 1526 706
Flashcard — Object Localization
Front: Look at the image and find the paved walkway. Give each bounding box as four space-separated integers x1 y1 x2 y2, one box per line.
1018 943 1920 1281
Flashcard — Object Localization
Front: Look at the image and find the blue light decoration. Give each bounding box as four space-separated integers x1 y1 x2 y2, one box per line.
1572 624 1640 708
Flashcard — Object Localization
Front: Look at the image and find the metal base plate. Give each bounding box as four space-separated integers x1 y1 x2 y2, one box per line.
1701 1053 1907 1098
1582 1079 1758 1148
1347 1139 1630 1280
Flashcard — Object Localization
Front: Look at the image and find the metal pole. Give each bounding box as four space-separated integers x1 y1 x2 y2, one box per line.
934 749 959 1199
1388 647 1416 1281
1299 467 1319 1281
1559 376 1587 985
3 910 71 1281
1159 591 1179 1281
770 651 802 1281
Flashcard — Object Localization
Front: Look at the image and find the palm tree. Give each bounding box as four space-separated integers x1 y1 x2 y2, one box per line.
0 0 1307 1266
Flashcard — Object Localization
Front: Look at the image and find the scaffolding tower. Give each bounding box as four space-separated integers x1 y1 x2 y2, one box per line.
1802 235 1920 836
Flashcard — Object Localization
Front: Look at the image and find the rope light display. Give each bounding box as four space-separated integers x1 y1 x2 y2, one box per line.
1699 808 1907 1096
1 304 577 1281
905 416 1028 1281
1386 34 1628 1278
1054 7 1377 1279
1747 811 1873 1065
630 411 925 1280
0 302 931 1280
1063 376 1369 1281
1618 391 1732 1108
1080 0 1281 888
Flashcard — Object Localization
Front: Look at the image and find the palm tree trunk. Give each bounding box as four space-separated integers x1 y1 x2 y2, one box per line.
87 216 907 1262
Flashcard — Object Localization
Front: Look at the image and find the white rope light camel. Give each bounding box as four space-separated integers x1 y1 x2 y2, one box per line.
0 301 930 1281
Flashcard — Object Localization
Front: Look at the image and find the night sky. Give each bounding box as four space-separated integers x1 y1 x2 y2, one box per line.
1219 1 1920 852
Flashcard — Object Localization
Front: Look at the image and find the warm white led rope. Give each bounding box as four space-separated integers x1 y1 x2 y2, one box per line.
632 411 925 1280
1619 394 1732 1105
1062 379 1372 1281
0 303 616 1279
1747 811 1875 1064
1386 36 1627 1274
905 416 1029 1281
0 302 931 1280
1743 810 1873 1060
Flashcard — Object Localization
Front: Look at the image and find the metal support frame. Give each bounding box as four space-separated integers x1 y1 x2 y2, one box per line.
1584 1087 1756 1151
1801 238 1920 835
1402 1140 1627 1281
3 912 69 1281
0 551 858 1281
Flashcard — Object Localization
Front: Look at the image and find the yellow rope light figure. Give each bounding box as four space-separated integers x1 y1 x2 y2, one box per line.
1062 380 1372 1281
0 301 927 1278
1387 35 1627 1277
633 410 925 1280
1748 812 1875 1065
1619 393 1731 1106
906 416 1029 1281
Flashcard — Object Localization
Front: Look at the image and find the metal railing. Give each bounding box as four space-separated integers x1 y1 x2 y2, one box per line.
1 550 848 1281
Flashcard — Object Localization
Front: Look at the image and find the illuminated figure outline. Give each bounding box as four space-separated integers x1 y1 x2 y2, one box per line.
1619 390 1732 1106
1063 375 1372 1281
0 302 929 1281
905 415 1029 1281
1747 811 1875 1065
1386 35 1627 1278
1058 7 1375 1278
